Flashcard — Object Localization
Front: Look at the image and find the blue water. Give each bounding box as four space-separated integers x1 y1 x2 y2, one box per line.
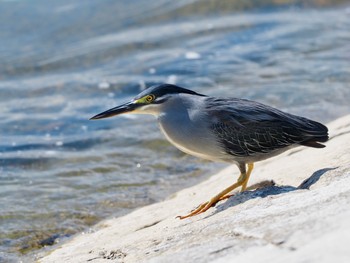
1 0 350 261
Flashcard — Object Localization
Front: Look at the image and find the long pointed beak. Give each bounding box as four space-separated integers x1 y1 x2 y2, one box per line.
90 101 137 120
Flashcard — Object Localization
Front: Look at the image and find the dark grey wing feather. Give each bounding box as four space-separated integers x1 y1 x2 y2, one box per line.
206 97 328 157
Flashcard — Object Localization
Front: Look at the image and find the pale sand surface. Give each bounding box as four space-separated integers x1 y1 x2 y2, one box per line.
39 115 350 263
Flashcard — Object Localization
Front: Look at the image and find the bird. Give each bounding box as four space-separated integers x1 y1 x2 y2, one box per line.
90 84 328 219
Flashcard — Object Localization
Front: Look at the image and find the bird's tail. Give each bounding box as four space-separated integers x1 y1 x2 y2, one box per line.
299 120 329 148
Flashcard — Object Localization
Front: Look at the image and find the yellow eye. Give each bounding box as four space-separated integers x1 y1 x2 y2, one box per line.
145 94 155 103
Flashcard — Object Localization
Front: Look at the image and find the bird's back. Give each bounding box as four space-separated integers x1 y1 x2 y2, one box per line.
205 97 328 162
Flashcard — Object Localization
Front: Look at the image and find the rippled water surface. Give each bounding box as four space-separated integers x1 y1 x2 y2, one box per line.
1 0 350 261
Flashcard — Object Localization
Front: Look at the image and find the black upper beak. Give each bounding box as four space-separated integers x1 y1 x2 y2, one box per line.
90 101 137 120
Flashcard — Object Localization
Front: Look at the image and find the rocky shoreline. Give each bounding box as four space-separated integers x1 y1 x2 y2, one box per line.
39 115 350 263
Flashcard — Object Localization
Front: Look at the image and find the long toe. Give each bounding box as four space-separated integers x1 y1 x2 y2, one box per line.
177 195 225 219
177 201 211 219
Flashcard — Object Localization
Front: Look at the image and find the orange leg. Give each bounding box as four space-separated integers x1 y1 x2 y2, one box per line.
216 163 255 201
177 163 254 219
241 163 254 191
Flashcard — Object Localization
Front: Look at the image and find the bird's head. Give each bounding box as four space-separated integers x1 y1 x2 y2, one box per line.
90 84 205 119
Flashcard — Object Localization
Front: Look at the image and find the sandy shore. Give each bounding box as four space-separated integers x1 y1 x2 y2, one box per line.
39 115 350 263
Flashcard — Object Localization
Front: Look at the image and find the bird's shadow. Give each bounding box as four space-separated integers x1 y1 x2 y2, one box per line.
207 167 337 218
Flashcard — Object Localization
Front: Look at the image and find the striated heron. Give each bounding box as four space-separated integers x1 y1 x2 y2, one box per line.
91 84 328 219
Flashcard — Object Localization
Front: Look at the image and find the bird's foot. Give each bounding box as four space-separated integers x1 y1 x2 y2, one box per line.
176 197 222 219
176 193 236 219
176 202 208 219
176 167 254 219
